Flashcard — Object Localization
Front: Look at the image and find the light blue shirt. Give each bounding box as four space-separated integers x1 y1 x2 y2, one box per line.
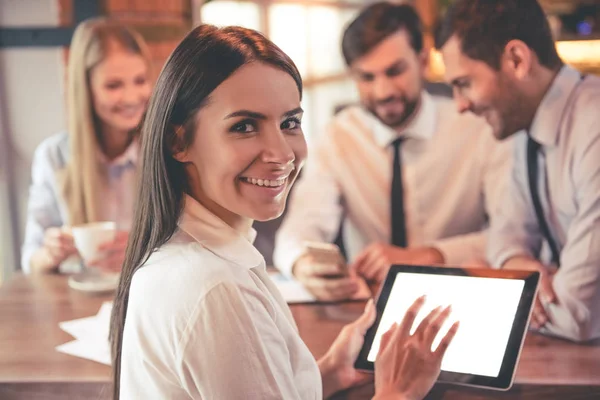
488 66 600 342
21 132 138 273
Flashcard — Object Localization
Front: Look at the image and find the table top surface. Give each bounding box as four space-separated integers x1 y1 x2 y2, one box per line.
1 273 599 389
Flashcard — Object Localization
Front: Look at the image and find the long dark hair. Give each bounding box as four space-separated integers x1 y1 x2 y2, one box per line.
109 24 302 399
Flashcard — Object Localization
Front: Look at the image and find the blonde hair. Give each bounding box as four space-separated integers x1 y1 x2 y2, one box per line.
61 18 151 225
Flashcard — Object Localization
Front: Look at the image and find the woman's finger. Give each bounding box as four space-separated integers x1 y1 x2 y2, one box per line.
354 299 376 334
423 305 452 346
378 323 398 356
434 321 459 358
395 296 426 342
413 305 443 341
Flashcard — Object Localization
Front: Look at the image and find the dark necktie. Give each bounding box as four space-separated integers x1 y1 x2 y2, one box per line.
527 136 561 266
391 138 407 247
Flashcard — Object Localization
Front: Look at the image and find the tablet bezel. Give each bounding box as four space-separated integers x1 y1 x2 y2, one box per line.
354 264 540 391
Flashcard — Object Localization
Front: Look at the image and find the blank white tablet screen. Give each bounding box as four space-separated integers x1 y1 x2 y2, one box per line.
367 273 525 377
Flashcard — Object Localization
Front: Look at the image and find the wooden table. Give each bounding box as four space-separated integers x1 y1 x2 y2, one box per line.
1 274 599 399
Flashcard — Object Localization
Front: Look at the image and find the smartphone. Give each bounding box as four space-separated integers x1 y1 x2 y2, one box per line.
303 241 348 277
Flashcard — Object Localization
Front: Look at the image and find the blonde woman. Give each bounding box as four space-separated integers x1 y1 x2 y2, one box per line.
21 18 152 274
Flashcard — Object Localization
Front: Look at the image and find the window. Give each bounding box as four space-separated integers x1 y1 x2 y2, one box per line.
303 78 358 146
305 6 355 78
200 1 261 31
269 4 358 80
269 4 308 77
195 0 365 141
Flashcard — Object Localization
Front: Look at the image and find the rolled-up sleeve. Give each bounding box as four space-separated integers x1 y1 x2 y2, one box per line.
434 132 513 265
21 139 64 273
434 232 487 266
487 133 543 268
542 131 600 342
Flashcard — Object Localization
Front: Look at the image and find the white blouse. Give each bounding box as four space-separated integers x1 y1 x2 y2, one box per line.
120 195 322 399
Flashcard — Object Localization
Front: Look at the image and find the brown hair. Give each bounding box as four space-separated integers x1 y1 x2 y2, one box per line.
61 17 150 225
436 0 562 70
342 2 423 66
109 24 302 399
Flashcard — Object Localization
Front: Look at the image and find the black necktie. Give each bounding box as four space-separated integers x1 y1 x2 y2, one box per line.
527 137 561 266
391 138 407 247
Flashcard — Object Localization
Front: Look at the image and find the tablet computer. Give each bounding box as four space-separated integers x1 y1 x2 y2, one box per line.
355 265 540 391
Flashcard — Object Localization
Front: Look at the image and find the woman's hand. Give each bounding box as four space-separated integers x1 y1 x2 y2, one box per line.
373 296 459 400
318 299 377 398
87 231 129 273
31 227 78 273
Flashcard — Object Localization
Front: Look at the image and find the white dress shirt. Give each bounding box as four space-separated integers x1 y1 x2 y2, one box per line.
120 195 322 399
488 65 600 342
274 92 512 276
21 132 138 273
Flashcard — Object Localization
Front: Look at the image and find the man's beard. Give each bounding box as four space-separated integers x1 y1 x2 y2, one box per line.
489 78 532 141
367 96 419 128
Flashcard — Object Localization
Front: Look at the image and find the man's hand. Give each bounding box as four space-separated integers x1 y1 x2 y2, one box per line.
293 253 360 301
352 243 444 283
503 256 557 329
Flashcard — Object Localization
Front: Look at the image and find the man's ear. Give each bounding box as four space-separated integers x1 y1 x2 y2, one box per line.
502 39 533 80
170 125 188 163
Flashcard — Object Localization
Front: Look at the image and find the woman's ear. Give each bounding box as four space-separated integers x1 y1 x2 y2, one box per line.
170 125 188 163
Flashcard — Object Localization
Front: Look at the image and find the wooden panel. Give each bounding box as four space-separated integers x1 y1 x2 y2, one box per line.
58 0 74 26
101 0 192 70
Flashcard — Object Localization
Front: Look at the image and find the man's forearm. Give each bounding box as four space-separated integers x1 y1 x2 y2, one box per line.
502 255 540 270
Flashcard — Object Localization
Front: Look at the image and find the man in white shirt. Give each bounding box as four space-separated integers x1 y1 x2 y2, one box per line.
273 2 512 300
438 0 600 342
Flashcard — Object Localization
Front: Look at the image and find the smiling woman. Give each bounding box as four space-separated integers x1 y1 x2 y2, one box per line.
172 63 306 226
109 25 312 399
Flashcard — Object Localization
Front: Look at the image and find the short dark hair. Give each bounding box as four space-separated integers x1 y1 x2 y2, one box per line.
436 0 561 70
342 2 423 66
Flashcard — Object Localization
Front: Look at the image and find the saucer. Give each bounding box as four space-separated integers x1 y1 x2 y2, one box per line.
68 272 120 294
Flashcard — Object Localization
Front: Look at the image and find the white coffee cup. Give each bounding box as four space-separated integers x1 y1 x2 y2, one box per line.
71 221 117 263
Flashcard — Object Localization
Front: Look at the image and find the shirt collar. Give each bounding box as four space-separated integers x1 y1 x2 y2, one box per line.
529 65 582 147
372 91 438 147
98 136 139 167
178 194 263 269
